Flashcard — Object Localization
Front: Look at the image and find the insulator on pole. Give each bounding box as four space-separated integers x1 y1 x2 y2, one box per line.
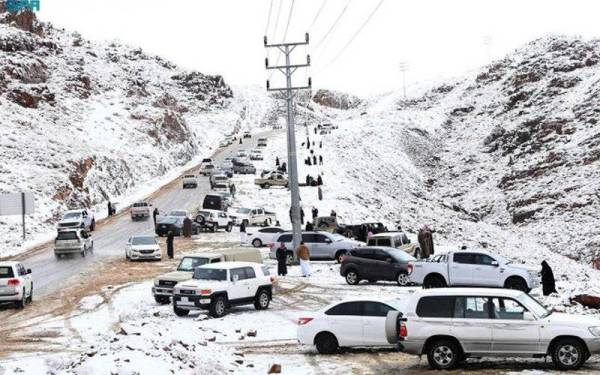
305 33 309 43
264 36 268 46
266 80 270 90
308 77 312 87
307 55 311 65
265 58 269 68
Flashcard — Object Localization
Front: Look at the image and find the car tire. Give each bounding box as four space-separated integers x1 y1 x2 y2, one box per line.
254 289 270 310
315 332 338 355
252 238 262 248
345 270 360 285
209 296 227 318
552 338 586 370
27 284 33 303
427 339 460 370
397 272 410 286
154 295 170 305
173 304 190 317
125 251 130 260
90 220 95 231
504 277 529 293
211 225 217 233
335 250 347 264
226 223 233 232
16 288 27 309
423 275 446 289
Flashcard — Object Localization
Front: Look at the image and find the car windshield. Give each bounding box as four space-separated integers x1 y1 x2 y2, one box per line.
131 236 156 245
193 268 227 281
63 212 81 219
178 257 209 271
169 210 187 217
516 293 551 318
0 267 14 278
237 208 251 214
56 231 79 240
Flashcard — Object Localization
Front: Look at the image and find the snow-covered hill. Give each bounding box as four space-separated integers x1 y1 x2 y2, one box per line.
0 9 275 256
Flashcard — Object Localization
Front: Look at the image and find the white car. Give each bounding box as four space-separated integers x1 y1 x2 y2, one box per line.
125 235 162 261
194 209 233 232
246 226 285 247
0 261 33 309
385 288 600 370
131 201 151 220
212 182 229 193
57 209 95 231
54 229 94 258
182 174 198 189
200 163 216 176
173 262 275 318
250 150 264 161
297 298 405 354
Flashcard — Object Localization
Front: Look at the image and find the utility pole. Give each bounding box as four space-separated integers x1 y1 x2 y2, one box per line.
264 33 312 254
398 61 408 99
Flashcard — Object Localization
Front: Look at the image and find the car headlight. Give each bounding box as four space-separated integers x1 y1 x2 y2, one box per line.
589 327 600 337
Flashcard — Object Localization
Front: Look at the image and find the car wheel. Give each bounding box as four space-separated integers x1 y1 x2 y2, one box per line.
125 251 130 260
504 277 529 293
226 223 233 232
16 288 27 309
423 275 446 289
397 272 410 286
209 296 227 318
81 247 86 257
263 183 270 189
427 339 460 370
252 238 262 248
254 289 270 310
154 295 170 305
27 284 33 303
173 304 190 317
315 332 338 354
552 338 586 370
211 225 217 233
335 250 347 264
345 270 360 285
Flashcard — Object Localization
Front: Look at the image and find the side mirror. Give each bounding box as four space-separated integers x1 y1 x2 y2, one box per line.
523 312 535 321
27 269 32 274
324 238 332 244
491 261 499 267
232 274 239 282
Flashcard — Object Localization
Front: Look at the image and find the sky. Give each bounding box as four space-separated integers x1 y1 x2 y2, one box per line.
38 0 600 96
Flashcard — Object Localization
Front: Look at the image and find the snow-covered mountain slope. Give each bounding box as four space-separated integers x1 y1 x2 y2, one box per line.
0 9 275 256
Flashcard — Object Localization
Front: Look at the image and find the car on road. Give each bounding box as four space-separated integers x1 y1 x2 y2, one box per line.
229 207 277 226
367 232 420 257
220 162 234 177
243 132 252 139
340 246 416 286
257 137 268 147
172 262 275 318
249 149 264 161
297 298 405 354
152 249 262 304
255 172 288 189
233 161 256 174
385 288 600 370
246 226 285 247
57 209 95 231
203 194 227 211
210 173 230 187
236 150 249 158
269 231 362 264
212 182 229 193
125 235 162 261
182 174 198 189
0 261 33 309
215 192 233 207
130 201 151 221
54 229 94 258
201 158 213 164
408 250 540 292
194 209 233 232
200 163 216 176
155 216 200 237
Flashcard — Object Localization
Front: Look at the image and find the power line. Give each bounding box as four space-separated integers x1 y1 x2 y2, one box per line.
268 0 284 79
314 0 352 51
281 0 296 43
307 0 327 31
317 0 384 74
264 0 274 36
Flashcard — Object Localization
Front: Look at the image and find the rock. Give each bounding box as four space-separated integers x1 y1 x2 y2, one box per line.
268 364 282 374
312 89 361 110
247 330 257 337
153 312 160 317
207 336 216 342
234 360 243 365
571 295 600 309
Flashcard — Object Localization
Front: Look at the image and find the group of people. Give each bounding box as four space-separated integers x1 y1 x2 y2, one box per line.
275 241 312 278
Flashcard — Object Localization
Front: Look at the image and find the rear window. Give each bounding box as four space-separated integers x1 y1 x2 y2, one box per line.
133 202 148 207
377 238 392 247
416 296 455 318
56 231 79 240
0 267 14 278
325 302 362 316
277 234 292 243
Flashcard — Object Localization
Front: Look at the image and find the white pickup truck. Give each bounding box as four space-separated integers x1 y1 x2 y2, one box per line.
229 207 277 226
408 250 540 293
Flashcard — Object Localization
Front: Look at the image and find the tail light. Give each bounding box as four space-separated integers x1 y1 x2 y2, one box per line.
298 317 313 325
399 322 408 338
407 263 413 275
7 279 20 286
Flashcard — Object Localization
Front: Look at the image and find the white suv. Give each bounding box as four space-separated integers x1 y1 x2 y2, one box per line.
385 288 600 370
172 262 274 318
0 261 33 309
194 209 233 232
57 209 95 231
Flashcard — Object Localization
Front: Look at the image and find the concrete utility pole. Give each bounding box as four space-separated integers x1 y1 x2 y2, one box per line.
264 33 312 253
398 61 409 99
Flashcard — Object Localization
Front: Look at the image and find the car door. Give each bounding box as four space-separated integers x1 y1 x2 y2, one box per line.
472 254 503 286
243 267 258 297
309 234 328 258
229 268 247 301
368 249 394 281
490 297 541 354
362 301 398 346
449 253 476 285
451 296 494 354
17 263 32 295
324 302 364 346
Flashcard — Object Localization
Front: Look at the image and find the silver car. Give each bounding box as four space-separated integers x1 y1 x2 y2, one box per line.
269 231 362 263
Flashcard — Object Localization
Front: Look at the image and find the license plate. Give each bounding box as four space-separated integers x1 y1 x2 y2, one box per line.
181 297 189 303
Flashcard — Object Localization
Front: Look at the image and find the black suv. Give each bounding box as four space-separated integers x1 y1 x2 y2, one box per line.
340 246 415 286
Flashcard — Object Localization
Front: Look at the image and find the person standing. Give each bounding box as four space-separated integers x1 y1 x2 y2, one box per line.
417 225 435 258
305 221 314 231
239 138 243 144
229 183 236 198
319 141 322 148
183 216 193 238
314 127 317 135
239 220 247 246
296 242 311 277
281 162 287 173
275 156 280 167
312 155 317 165
300 207 305 224
319 155 323 165
541 261 557 295
107 201 113 217
318 186 323 201
330 209 336 217
312 207 318 219
166 231 174 259
317 175 323 186
276 242 288 276
152 207 159 225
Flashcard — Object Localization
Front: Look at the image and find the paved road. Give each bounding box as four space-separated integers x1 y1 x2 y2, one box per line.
14 133 271 296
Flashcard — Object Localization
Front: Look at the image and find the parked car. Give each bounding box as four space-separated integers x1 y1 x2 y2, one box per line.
220 162 234 178
229 207 277 226
200 163 216 176
367 232 419 257
243 132 252 139
130 201 151 221
250 150 264 161
194 209 233 232
54 229 94 258
182 174 198 189
345 222 388 240
269 231 362 264
125 235 161 261
257 138 268 147
385 288 600 370
202 194 227 212
0 261 33 309
172 262 275 317
313 216 347 235
340 247 416 286
152 249 262 304
408 250 541 292
246 226 285 247
219 139 230 148
57 209 95 231
155 216 199 237
255 172 288 189
233 162 256 174
297 298 405 354
210 173 230 187
212 182 229 193
201 158 213 164
236 150 249 158
214 192 233 207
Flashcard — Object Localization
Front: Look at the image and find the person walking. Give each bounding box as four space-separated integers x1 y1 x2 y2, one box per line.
166 231 174 259
541 260 557 295
296 242 311 277
318 186 323 201
317 175 323 186
183 216 193 238
152 207 159 225
319 155 323 165
312 155 317 165
281 162 287 173
239 220 247 246
330 209 336 217
312 207 318 219
319 141 322 148
276 242 288 276
417 225 435 258
107 201 113 217
305 221 314 231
